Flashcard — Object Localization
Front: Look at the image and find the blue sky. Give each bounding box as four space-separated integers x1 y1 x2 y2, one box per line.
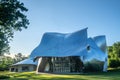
9 0 120 56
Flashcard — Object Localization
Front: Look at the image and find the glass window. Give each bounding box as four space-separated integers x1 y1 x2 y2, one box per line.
22 66 29 71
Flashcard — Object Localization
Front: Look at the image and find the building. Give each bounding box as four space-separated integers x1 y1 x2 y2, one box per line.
30 28 108 73
10 58 37 72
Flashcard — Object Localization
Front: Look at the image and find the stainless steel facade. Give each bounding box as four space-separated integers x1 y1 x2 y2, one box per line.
82 36 108 72
30 28 108 72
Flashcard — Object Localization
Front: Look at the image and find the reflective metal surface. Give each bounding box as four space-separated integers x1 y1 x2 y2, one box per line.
93 36 107 53
12 58 38 66
30 28 88 58
82 36 108 72
30 28 108 72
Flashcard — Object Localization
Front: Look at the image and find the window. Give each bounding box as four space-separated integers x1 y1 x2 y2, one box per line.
11 68 14 72
22 66 29 71
52 57 71 72
15 68 18 72
87 45 90 51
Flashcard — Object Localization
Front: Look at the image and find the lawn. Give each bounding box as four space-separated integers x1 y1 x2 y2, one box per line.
0 68 120 80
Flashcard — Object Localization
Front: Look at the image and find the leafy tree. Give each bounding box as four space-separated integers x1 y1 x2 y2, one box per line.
0 53 28 71
113 42 120 58
108 42 120 68
0 0 29 55
0 56 14 71
13 53 28 63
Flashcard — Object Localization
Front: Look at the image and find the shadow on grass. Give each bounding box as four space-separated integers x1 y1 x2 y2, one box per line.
81 68 120 80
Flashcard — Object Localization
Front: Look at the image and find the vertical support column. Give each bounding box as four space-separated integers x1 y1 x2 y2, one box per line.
69 56 70 72
36 57 42 73
52 57 55 72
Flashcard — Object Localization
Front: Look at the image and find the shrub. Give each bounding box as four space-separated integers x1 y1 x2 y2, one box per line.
109 59 120 68
0 75 10 79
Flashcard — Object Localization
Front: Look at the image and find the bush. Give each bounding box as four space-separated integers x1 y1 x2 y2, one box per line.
109 59 120 68
0 64 9 71
83 62 103 72
0 75 10 79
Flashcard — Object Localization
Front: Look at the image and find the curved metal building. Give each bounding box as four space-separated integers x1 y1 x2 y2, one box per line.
30 28 108 73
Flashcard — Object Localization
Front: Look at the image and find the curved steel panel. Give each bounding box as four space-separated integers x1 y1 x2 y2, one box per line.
29 28 108 72
93 35 107 53
12 58 38 66
83 38 108 72
30 28 88 58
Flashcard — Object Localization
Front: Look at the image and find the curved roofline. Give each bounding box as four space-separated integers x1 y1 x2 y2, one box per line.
12 58 38 66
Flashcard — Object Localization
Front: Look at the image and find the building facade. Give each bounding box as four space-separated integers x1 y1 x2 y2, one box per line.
13 28 108 73
10 58 37 72
30 28 108 73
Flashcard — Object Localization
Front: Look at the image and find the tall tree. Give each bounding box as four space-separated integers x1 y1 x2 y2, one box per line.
13 53 28 63
0 0 29 55
108 42 120 68
113 42 120 58
0 55 13 71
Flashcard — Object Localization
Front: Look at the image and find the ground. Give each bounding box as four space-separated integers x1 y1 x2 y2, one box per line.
0 68 120 80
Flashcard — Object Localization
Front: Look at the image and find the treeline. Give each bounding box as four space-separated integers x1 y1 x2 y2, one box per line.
0 53 28 71
108 42 120 68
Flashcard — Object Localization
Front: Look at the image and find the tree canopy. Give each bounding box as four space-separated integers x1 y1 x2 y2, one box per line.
108 42 120 68
0 0 29 55
0 53 28 71
13 53 28 63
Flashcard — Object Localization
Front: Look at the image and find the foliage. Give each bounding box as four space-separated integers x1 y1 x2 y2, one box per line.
108 42 120 68
0 68 120 80
109 59 120 68
0 75 10 79
0 0 29 55
0 53 28 71
0 56 13 71
13 53 28 63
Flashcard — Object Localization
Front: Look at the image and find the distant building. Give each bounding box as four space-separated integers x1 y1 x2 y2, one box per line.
10 58 37 72
30 28 108 73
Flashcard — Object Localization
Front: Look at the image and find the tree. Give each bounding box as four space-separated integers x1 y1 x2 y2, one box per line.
0 53 28 71
108 42 120 68
13 53 28 63
0 0 29 55
113 42 120 58
0 55 14 71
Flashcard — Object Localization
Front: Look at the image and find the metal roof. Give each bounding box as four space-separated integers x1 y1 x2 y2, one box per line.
12 58 38 66
30 28 88 58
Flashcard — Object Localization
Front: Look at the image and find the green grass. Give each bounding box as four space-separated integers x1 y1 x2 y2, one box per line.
0 68 120 80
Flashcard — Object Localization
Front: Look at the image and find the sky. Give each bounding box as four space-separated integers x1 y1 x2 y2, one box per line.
9 0 120 56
